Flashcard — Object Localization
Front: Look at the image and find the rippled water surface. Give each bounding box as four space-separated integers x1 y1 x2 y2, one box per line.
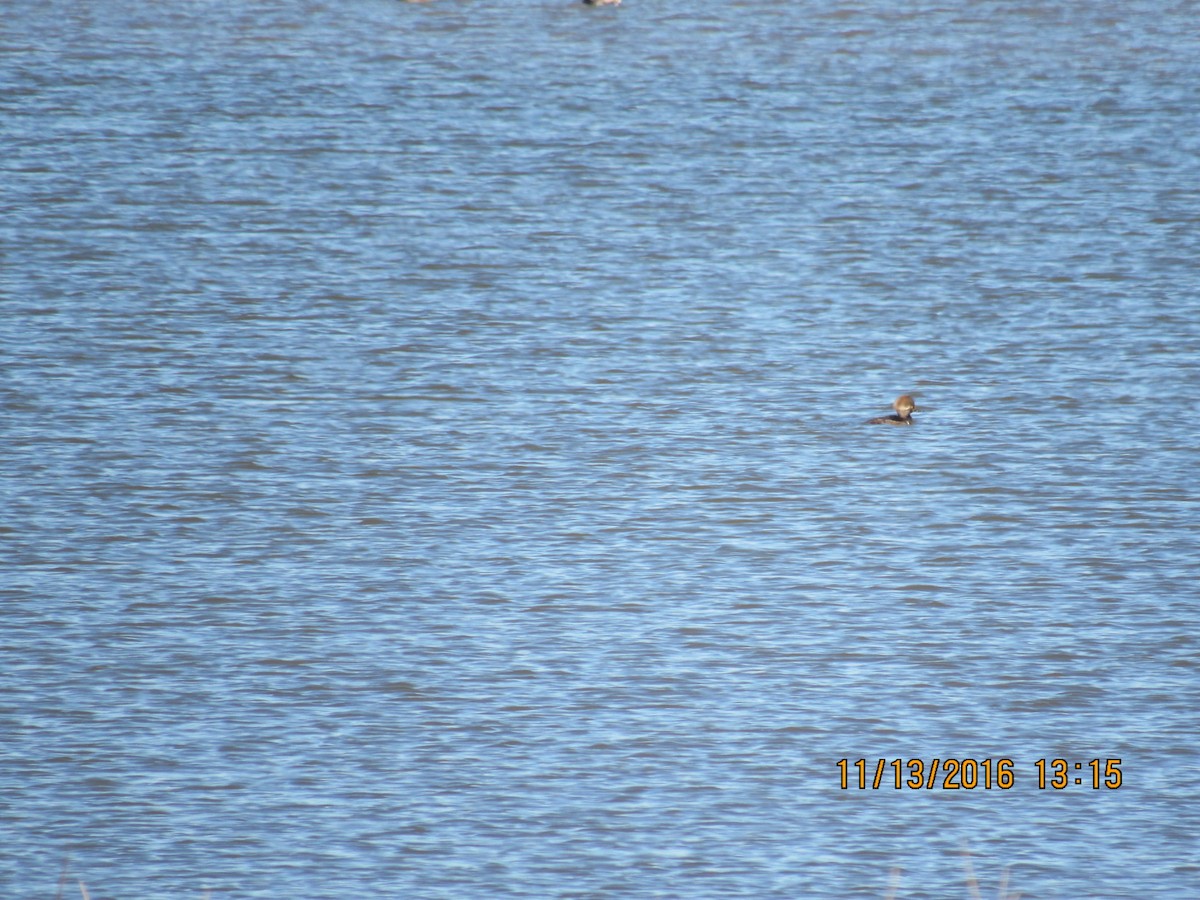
3 0 1200 897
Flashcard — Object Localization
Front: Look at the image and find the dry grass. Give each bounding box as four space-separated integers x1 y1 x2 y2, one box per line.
883 844 1021 900
56 859 211 900
56 859 91 900
54 850 1014 899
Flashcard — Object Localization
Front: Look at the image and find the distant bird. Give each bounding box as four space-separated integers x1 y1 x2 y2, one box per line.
868 394 919 425
583 0 621 6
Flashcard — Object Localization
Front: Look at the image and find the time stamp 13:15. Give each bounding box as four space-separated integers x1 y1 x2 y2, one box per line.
836 758 1124 790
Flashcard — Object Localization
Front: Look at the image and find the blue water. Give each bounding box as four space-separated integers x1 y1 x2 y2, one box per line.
3 0 1199 897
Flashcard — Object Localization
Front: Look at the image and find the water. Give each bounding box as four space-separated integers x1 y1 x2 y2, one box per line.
3 0 1199 896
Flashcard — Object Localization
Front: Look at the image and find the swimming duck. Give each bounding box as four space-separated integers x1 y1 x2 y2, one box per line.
868 394 919 425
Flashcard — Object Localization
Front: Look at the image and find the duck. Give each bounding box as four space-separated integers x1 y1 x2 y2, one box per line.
868 394 919 425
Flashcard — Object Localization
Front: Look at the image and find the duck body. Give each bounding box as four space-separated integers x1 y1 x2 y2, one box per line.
868 394 919 425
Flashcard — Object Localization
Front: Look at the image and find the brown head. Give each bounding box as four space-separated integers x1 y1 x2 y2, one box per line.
893 395 918 417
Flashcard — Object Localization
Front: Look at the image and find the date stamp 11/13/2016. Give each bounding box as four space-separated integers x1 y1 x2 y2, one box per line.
836 758 1123 791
